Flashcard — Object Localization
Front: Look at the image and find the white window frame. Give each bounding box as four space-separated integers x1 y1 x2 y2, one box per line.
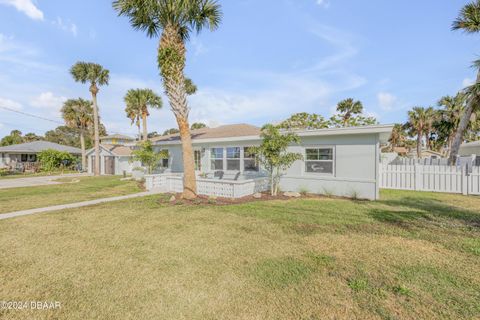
243 146 259 172
225 146 241 171
304 146 335 176
210 147 224 171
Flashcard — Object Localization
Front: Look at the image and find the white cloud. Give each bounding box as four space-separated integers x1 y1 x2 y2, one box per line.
0 97 22 110
52 17 78 37
0 0 44 20
463 77 474 88
30 92 67 110
377 92 397 111
316 0 330 8
190 38 208 57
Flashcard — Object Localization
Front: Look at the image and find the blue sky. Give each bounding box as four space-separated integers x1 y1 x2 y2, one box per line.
0 0 479 138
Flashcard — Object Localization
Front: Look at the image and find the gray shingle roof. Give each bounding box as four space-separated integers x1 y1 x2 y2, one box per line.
0 141 82 154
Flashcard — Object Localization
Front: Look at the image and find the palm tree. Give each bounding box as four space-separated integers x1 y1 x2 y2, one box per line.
450 0 480 163
423 107 437 150
124 89 163 142
70 62 110 176
437 93 465 156
388 124 407 152
113 0 222 199
125 102 142 140
406 107 429 158
61 98 94 171
336 98 364 127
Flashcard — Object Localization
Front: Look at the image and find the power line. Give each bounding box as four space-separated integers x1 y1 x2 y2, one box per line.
0 106 64 125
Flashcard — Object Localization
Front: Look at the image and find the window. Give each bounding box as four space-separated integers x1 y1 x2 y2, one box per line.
210 148 224 170
161 158 169 168
226 147 241 171
21 154 28 162
244 147 259 171
194 150 202 171
305 148 334 174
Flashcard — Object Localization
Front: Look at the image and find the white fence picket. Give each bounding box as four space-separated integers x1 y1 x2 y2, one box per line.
379 163 479 195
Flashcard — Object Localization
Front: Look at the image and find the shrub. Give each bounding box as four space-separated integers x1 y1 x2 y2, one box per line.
38 149 75 172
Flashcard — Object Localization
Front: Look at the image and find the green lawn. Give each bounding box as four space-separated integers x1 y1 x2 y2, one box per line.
0 176 142 213
0 190 479 319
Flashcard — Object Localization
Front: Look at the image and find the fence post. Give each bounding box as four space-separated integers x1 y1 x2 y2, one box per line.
462 165 469 195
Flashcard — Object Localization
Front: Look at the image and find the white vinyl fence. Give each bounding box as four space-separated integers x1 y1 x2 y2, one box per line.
379 163 480 195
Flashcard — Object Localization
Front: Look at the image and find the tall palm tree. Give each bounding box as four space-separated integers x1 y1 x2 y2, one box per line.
450 0 480 163
61 98 94 171
437 93 465 156
336 98 364 127
423 107 437 150
124 89 163 142
125 102 142 140
406 107 429 158
113 0 222 199
70 62 110 176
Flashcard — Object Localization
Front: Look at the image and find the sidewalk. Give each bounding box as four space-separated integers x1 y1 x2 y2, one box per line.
0 190 163 220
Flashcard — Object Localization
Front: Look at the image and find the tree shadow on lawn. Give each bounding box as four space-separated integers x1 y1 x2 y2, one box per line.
370 196 480 229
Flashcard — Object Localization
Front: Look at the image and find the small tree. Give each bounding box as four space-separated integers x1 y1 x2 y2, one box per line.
38 149 76 172
131 141 163 174
254 125 303 196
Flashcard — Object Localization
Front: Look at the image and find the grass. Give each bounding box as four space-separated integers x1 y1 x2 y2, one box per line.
0 176 142 213
0 189 479 319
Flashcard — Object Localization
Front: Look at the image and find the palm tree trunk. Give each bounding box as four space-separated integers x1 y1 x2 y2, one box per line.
424 132 430 150
449 72 480 164
142 112 148 142
159 25 197 199
417 132 422 158
80 132 86 172
90 87 100 176
177 116 197 199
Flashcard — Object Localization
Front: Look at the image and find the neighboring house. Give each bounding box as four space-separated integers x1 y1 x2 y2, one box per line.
0 141 81 168
86 144 141 175
150 123 393 200
408 149 444 159
460 141 480 166
100 134 136 146
460 140 480 156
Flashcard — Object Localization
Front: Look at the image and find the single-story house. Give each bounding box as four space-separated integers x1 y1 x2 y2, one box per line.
0 141 81 168
149 123 393 200
86 144 141 175
100 134 136 146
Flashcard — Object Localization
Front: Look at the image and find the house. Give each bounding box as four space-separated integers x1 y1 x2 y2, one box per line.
149 123 393 200
100 134 136 146
0 141 81 168
460 140 480 166
460 140 480 156
86 144 140 175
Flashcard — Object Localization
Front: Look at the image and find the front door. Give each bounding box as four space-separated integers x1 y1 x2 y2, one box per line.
104 156 115 175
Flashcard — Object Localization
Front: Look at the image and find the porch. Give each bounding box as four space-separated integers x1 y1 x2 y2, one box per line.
145 173 270 198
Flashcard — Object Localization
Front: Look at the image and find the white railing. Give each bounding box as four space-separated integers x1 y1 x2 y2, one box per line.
379 164 480 195
145 173 270 198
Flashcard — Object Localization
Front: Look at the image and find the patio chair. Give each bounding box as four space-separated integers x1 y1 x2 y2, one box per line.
214 171 224 180
233 172 241 181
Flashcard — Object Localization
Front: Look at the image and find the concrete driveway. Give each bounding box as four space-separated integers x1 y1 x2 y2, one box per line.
0 173 91 189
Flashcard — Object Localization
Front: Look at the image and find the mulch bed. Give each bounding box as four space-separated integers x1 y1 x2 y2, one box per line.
157 192 334 206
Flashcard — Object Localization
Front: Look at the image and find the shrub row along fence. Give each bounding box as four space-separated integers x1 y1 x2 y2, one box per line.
379 163 480 195
145 173 270 198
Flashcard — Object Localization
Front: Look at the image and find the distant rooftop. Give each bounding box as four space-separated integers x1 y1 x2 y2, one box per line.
100 134 135 140
462 140 480 147
0 141 82 154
